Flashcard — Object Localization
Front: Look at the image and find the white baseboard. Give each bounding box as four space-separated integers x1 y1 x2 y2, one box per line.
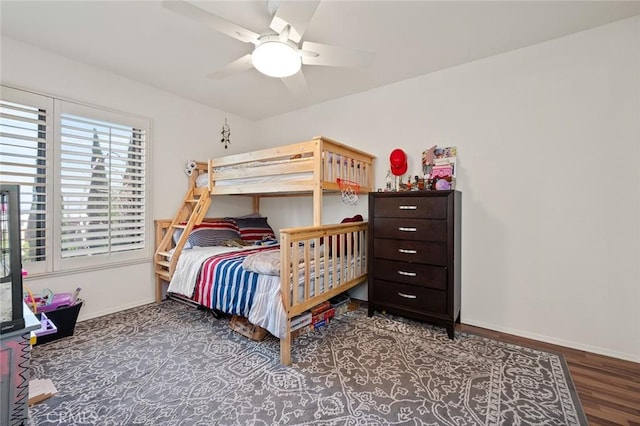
75 298 156 323
462 318 639 363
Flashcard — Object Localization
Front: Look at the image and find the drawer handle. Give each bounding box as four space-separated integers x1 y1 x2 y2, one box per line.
398 227 417 232
399 205 417 210
398 292 417 299
398 270 417 277
398 248 417 254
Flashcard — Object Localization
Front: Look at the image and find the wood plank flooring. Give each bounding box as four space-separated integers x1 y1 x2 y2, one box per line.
457 324 640 426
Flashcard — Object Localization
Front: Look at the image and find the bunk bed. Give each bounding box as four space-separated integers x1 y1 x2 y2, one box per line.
154 136 375 365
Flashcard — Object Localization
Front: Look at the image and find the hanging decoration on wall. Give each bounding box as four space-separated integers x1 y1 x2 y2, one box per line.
220 118 231 149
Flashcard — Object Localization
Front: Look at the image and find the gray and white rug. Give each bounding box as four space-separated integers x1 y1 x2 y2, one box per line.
29 300 587 425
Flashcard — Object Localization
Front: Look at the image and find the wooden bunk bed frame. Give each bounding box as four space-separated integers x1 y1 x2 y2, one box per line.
154 136 375 365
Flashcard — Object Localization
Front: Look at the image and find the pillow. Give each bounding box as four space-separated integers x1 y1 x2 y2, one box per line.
173 220 241 247
327 214 364 256
194 220 239 231
341 214 364 224
234 212 264 219
173 228 191 248
188 227 241 247
231 217 276 242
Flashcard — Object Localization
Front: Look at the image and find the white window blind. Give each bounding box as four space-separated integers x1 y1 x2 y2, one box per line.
0 85 150 275
0 87 52 271
59 106 147 260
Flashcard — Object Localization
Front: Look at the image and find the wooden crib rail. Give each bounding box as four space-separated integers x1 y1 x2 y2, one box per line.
278 221 368 365
320 137 375 193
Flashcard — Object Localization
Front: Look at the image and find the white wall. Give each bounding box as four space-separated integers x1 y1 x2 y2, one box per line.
1 38 255 321
254 17 640 362
3 15 639 362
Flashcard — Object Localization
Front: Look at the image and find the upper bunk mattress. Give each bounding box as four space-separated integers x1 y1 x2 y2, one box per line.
195 153 363 188
196 172 312 188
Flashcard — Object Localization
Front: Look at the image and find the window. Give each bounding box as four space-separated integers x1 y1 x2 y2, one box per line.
0 86 150 275
0 87 52 273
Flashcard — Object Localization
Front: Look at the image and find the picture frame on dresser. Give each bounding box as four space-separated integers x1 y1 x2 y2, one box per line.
367 190 461 339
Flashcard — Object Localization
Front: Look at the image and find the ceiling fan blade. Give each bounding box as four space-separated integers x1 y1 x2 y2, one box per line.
269 0 320 43
301 41 375 68
162 0 260 45
207 54 254 79
281 70 309 97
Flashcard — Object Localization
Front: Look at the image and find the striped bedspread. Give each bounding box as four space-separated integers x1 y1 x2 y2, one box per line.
169 244 355 338
192 246 279 317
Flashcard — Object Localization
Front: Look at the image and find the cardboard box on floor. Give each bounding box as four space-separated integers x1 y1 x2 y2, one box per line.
29 379 57 405
229 316 268 341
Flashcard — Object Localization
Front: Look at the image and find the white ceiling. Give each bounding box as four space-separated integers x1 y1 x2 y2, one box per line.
2 1 640 121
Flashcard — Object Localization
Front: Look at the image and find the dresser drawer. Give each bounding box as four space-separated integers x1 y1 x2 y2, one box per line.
372 279 447 314
373 238 447 265
372 218 447 242
372 259 447 290
373 196 447 219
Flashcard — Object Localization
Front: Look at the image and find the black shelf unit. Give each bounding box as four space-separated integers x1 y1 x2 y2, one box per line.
1 184 25 334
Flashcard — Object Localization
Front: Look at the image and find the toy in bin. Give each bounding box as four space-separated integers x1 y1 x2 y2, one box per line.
26 288 84 345
32 312 58 344
25 287 81 313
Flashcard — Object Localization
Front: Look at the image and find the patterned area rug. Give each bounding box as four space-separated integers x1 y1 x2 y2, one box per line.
29 300 587 425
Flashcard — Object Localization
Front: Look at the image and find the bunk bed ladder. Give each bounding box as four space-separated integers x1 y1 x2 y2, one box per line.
154 189 211 303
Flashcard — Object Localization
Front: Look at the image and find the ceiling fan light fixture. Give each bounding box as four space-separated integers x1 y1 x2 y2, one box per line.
252 36 301 78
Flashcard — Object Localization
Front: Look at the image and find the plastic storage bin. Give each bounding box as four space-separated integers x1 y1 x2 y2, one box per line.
34 300 83 345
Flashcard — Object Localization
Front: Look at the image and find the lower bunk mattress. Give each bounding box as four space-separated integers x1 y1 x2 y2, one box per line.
167 245 351 339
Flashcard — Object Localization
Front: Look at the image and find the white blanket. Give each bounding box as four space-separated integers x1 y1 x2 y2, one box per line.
242 246 321 276
242 249 281 275
248 275 287 338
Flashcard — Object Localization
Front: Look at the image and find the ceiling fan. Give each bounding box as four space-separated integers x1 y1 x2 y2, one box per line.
162 0 375 96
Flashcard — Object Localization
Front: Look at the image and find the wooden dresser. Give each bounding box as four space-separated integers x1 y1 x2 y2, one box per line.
368 190 461 338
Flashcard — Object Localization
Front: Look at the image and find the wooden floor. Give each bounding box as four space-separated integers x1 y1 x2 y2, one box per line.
457 323 640 426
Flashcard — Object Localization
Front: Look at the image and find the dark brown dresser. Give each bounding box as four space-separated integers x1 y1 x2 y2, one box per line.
368 190 461 338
